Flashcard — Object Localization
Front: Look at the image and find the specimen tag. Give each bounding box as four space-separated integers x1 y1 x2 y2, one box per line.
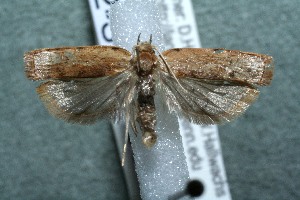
159 0 201 49
88 0 113 45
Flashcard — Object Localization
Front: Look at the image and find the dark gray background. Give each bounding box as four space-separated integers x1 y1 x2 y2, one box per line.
0 1 299 199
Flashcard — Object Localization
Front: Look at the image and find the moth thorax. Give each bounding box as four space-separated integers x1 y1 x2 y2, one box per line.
138 53 156 75
142 131 157 148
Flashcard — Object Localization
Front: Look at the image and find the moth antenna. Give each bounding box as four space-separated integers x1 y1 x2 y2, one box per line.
153 46 185 90
131 46 141 73
137 33 141 44
149 34 153 44
136 46 141 72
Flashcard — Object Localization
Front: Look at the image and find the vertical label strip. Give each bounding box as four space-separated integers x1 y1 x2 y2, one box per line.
159 0 201 49
88 0 113 45
160 0 232 199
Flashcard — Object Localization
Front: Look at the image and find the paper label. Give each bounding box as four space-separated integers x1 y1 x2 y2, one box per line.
160 0 232 199
88 0 113 45
159 0 201 49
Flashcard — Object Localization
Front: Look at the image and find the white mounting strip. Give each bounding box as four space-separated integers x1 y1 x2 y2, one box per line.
88 0 232 199
110 1 189 200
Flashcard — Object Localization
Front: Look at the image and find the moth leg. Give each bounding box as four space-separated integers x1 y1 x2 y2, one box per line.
121 79 137 166
133 99 141 136
130 105 139 136
130 120 138 136
121 107 130 166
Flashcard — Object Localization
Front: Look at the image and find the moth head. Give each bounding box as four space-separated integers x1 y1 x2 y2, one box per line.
136 42 155 54
142 131 157 148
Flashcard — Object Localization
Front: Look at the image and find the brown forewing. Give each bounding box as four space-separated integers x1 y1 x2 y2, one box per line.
162 48 274 86
24 46 131 80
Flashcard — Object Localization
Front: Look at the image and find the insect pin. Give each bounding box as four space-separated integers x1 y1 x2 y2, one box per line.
24 34 274 165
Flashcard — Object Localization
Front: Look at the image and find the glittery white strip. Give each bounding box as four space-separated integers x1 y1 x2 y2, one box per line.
110 1 190 200
88 0 232 199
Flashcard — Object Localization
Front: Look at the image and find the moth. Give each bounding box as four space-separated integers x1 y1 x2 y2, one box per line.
24 35 273 165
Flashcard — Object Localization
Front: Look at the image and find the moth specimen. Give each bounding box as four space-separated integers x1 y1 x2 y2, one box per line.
24 35 273 165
